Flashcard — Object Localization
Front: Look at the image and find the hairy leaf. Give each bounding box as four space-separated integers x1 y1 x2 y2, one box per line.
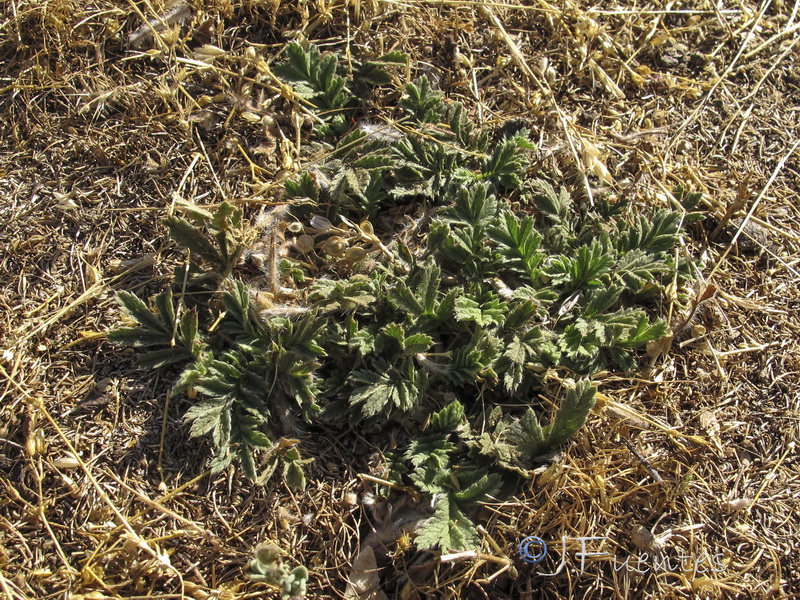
481 137 529 189
454 296 505 327
617 210 681 254
400 76 444 123
116 291 169 334
428 401 466 433
165 216 222 265
531 180 571 224
415 495 480 551
544 380 596 448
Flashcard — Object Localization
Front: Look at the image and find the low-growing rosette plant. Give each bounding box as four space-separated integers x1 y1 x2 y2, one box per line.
110 41 701 551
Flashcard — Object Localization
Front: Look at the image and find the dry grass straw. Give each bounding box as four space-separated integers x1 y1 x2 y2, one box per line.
1 0 799 598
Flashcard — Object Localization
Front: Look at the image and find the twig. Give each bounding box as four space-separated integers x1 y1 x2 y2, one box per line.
622 438 664 483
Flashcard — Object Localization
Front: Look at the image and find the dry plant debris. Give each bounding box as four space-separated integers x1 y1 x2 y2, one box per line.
1 1 799 599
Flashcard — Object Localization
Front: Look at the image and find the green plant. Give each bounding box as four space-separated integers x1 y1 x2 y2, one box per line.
246 543 309 599
110 41 698 552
